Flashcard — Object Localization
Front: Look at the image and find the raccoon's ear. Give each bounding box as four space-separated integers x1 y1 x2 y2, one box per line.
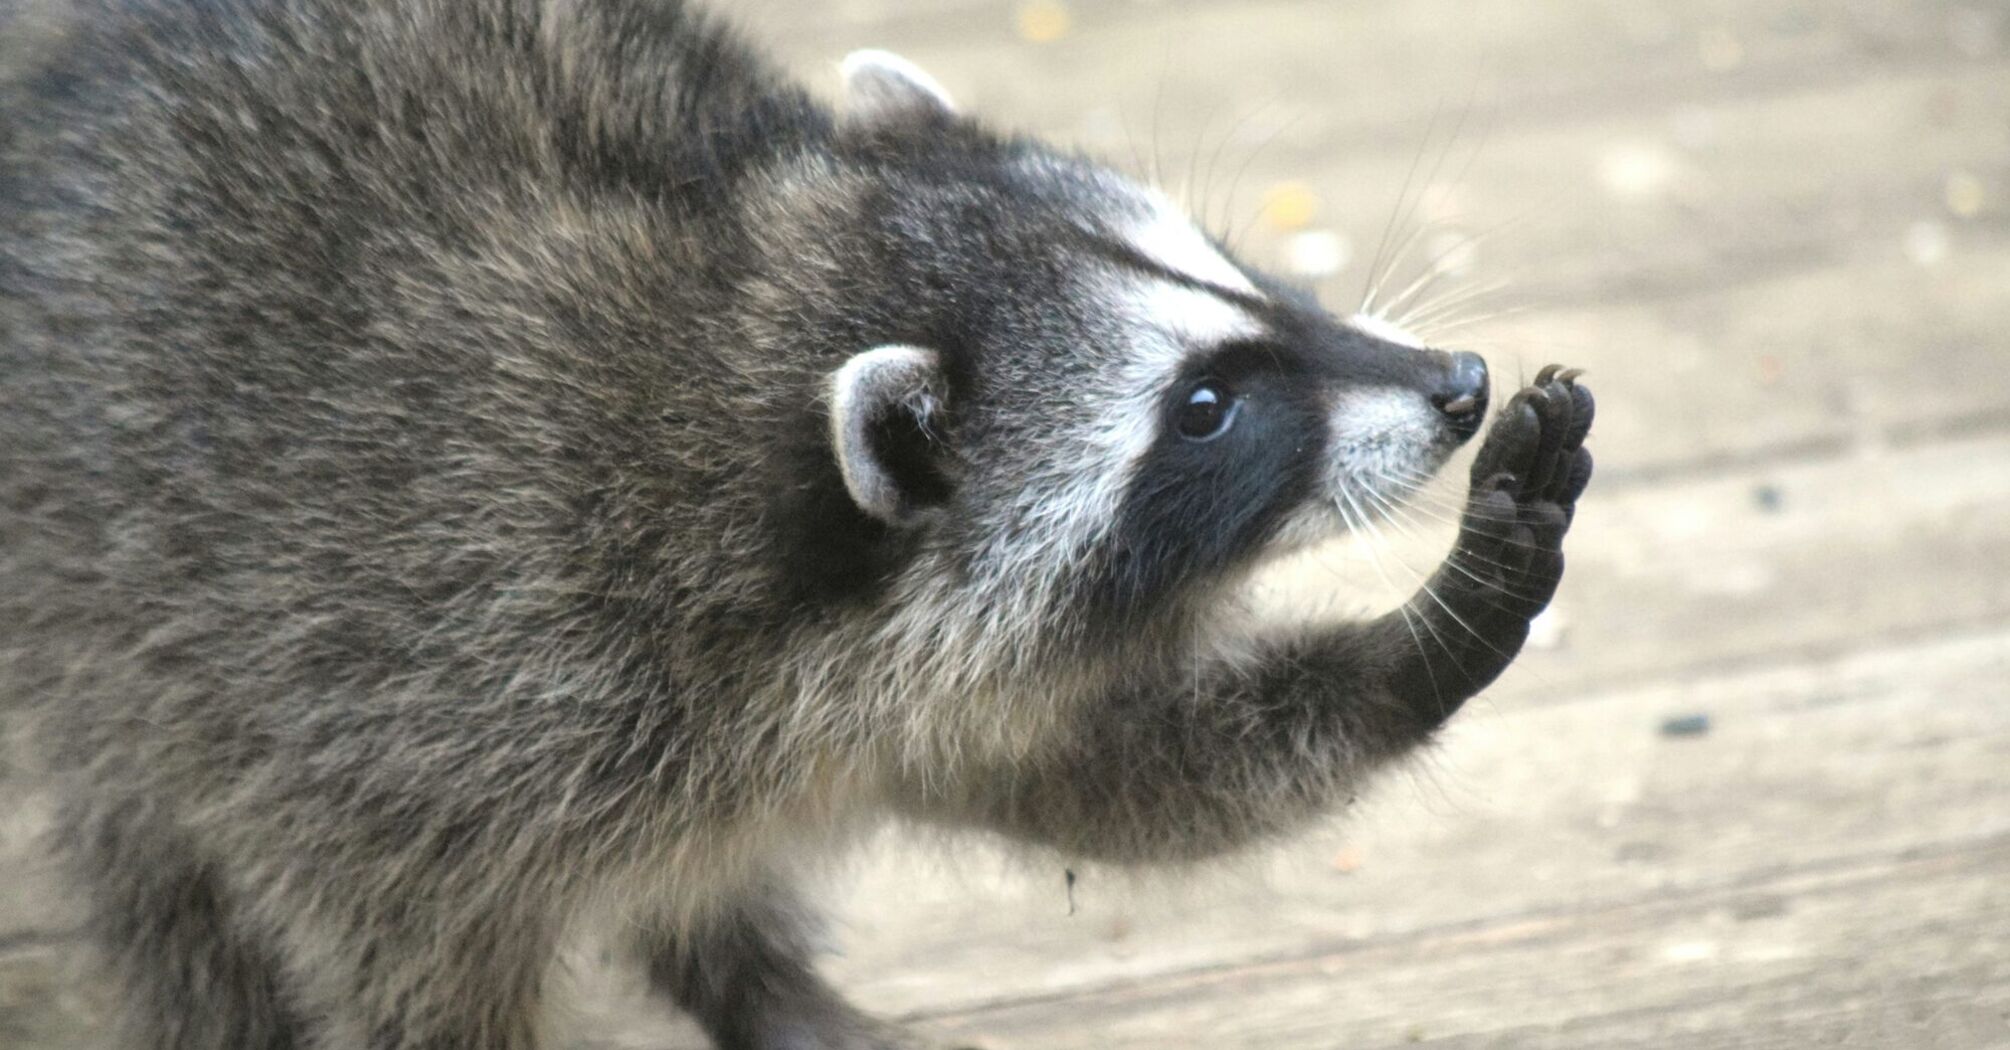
839 50 957 125
828 345 955 525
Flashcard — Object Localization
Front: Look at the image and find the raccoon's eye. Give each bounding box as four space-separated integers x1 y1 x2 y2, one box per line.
1177 380 1238 442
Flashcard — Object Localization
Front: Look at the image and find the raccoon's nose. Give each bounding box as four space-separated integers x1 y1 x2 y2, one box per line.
1431 351 1490 438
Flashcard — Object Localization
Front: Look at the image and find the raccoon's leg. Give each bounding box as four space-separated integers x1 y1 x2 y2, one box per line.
61 796 302 1050
643 879 940 1050
275 888 556 1050
954 371 1594 861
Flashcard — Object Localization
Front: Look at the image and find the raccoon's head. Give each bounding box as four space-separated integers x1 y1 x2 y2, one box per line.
787 53 1488 646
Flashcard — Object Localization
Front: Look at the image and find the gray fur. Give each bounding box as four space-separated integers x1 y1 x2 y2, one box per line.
0 0 1593 1047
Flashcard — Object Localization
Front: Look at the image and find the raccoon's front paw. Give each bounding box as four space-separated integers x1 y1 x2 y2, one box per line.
1456 364 1594 615
1394 365 1594 714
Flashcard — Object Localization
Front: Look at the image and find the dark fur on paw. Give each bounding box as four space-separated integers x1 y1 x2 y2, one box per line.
1406 365 1594 702
1459 364 1594 612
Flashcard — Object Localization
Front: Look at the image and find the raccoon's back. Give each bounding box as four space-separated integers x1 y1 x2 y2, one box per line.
0 0 828 739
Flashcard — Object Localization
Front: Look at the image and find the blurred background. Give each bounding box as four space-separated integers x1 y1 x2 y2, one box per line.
4 0 2007 1047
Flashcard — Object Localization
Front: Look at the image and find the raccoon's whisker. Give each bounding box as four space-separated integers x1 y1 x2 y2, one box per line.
1391 493 1532 535
1354 483 1462 545
1118 106 1153 187
1178 97 1226 217
1333 487 1414 596
1385 208 1538 338
1368 545 1488 671
1377 227 1506 329
1408 526 1552 604
1360 221 1430 319
1379 203 1482 320
1370 565 1450 718
1398 273 1511 322
1354 488 1452 552
1326 495 1440 687
1356 484 1549 603
1381 463 1470 490
1407 213 1559 339
1339 484 1499 659
1427 315 1535 342
1149 51 1173 190
1402 294 1533 348
1391 275 1513 335
1394 599 1447 718
1369 478 1523 531
1222 109 1310 252
1326 491 1405 611
1368 471 1519 527
1363 83 1485 317
1198 100 1266 238
1359 214 1412 319
1360 101 1447 315
1380 465 1457 492
1389 500 1526 537
1435 83 1500 221
1380 269 1457 333
1193 96 1274 238
1333 490 1462 694
1406 549 1520 668
1363 498 1554 593
1376 489 1570 697
1366 100 1474 316
1408 305 1537 345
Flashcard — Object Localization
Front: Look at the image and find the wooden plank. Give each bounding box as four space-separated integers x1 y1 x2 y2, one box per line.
741 0 1998 155
1456 238 2010 486
21 839 2006 1047
913 839 2010 1048
1215 63 2010 305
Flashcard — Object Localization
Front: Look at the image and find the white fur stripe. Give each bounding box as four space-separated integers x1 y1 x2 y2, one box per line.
1126 192 1261 297
1135 279 1263 348
1347 312 1427 349
983 275 1263 587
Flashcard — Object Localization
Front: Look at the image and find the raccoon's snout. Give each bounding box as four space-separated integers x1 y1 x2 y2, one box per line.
1430 351 1490 442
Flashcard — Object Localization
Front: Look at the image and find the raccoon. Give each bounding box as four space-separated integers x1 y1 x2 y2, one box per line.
0 1 1594 1047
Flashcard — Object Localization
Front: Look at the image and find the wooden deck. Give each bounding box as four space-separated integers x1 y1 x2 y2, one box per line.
5 0 2009 1046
